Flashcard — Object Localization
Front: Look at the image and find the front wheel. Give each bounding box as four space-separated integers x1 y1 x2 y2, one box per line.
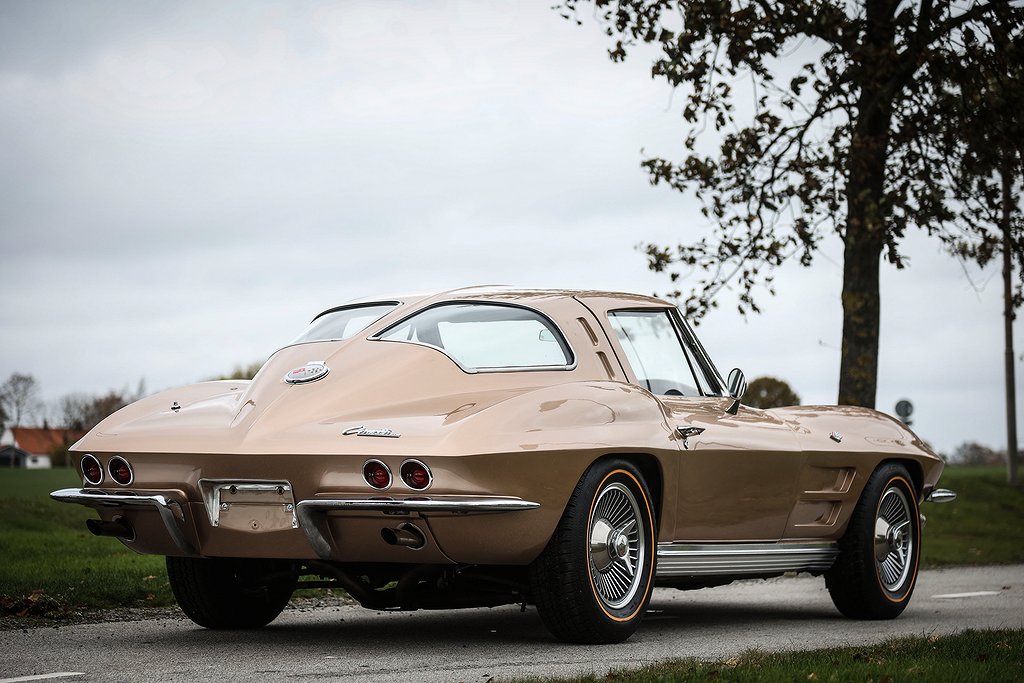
826 463 921 619
167 557 297 629
529 459 656 643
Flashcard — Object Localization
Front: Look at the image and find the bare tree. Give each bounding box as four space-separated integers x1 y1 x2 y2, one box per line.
57 390 136 433
0 373 41 428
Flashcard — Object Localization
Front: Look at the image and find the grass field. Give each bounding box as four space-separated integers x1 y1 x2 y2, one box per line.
920 465 1024 566
0 464 1020 614
517 629 1024 682
0 468 173 614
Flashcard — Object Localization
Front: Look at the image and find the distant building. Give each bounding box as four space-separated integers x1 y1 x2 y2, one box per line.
0 444 36 468
0 426 84 469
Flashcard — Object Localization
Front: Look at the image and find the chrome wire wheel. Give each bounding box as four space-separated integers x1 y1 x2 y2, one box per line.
826 465 920 620
588 482 645 609
873 485 914 593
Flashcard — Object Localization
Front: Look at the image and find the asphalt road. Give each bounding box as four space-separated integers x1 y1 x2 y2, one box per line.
2 564 1021 683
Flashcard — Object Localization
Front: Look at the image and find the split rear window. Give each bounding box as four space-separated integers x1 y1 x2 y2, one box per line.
292 303 398 344
375 303 573 372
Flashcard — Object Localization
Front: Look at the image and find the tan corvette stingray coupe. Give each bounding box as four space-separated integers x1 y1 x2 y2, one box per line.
53 287 955 643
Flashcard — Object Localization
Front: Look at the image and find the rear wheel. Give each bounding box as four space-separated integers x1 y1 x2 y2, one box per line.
166 557 297 629
826 463 920 619
529 459 656 643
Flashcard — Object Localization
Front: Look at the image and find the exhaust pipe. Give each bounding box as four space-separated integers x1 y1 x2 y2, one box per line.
381 522 426 549
86 517 135 542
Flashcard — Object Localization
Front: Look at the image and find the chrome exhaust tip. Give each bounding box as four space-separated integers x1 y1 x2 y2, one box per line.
381 522 425 549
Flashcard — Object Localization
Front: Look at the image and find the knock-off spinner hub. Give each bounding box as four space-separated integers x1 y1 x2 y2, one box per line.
612 532 629 560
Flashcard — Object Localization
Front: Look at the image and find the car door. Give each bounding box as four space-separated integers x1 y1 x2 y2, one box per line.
600 307 805 542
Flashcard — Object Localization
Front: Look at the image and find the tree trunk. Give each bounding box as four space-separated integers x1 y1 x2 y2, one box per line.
839 227 884 407
837 0 895 408
1002 160 1019 485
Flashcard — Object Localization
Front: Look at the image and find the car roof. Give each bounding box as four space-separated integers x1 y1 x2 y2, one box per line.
342 285 670 308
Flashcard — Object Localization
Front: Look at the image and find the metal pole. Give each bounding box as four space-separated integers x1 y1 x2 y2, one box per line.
1002 159 1019 485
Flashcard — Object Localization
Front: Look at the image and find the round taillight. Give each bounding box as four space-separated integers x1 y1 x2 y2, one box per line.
82 454 103 486
108 456 133 486
400 460 432 490
363 460 392 490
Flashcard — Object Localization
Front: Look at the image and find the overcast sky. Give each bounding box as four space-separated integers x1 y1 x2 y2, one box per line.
0 1 1019 456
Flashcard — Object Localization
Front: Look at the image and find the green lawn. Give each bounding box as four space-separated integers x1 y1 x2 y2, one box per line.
921 465 1024 566
0 464 1020 615
0 468 173 614
514 629 1024 683
0 467 80 499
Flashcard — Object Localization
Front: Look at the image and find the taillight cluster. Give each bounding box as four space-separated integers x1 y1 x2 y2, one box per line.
363 460 392 490
400 460 431 489
81 454 103 485
80 454 134 486
362 458 431 491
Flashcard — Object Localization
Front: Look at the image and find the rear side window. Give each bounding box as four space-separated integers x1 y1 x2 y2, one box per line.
375 303 573 372
292 303 398 344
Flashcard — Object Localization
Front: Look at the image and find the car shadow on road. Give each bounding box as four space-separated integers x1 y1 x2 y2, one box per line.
142 596 842 650
645 598 840 626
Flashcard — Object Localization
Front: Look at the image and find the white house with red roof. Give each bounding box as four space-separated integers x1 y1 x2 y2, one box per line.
0 427 72 468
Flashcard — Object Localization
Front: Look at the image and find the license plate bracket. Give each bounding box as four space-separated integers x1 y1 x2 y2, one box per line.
199 479 298 532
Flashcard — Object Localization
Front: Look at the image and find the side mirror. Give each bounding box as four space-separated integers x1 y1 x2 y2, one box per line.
726 368 746 415
727 367 747 400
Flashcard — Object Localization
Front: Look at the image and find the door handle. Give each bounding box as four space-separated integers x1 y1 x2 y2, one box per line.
676 425 706 449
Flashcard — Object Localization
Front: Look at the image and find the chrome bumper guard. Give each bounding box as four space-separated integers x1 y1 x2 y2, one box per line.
50 488 194 555
925 488 957 504
295 495 540 560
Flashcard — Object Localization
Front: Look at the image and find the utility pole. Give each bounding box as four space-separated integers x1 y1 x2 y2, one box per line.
1003 157 1019 486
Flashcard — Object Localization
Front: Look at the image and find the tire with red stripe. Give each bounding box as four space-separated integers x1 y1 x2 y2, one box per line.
826 463 921 619
529 459 656 643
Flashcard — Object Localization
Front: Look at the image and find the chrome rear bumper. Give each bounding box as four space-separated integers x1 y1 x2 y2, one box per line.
50 488 194 555
295 495 540 560
52 487 539 561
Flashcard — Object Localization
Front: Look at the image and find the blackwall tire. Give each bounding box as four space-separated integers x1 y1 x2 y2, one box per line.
166 557 296 629
826 463 921 619
529 459 656 644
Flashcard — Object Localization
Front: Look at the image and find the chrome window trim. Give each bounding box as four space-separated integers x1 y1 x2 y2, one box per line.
669 308 729 397
308 300 402 326
369 300 577 375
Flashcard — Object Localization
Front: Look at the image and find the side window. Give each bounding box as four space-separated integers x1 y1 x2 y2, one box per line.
608 310 703 397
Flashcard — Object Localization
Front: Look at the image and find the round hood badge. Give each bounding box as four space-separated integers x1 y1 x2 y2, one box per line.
283 361 329 385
